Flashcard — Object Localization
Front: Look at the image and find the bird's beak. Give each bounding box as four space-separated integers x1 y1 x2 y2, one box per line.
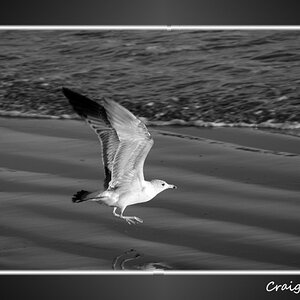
169 184 177 189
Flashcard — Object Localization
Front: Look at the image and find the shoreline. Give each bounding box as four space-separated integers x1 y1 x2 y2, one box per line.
1 117 299 155
0 113 299 136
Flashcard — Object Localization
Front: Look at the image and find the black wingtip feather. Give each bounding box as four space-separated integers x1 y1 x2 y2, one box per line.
62 87 93 108
72 190 90 203
62 87 110 123
62 87 83 102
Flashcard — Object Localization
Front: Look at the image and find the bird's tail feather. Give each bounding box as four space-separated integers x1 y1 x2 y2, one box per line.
72 190 92 203
72 190 107 204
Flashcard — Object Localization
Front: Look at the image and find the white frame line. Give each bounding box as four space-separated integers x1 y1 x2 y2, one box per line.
0 26 300 30
0 25 299 275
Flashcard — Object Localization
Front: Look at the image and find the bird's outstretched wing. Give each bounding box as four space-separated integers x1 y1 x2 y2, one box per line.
62 88 119 189
62 88 153 189
103 98 153 188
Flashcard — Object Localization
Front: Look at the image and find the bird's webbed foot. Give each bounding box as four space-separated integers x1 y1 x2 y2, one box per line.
123 216 143 225
115 207 143 225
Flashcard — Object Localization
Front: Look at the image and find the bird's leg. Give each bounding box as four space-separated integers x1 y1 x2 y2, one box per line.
112 207 120 218
113 207 143 224
120 207 143 225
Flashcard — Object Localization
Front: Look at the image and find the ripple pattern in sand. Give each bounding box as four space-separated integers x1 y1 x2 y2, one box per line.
0 118 299 270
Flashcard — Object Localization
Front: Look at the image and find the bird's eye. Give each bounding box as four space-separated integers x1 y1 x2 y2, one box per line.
162 183 165 186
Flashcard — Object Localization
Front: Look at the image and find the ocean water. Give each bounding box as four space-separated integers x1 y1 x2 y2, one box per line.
0 30 300 130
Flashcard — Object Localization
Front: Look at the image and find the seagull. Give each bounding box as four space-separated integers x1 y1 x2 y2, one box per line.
62 88 177 225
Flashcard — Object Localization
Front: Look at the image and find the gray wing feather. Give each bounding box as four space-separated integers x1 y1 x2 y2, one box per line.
88 119 120 189
110 139 153 187
63 88 153 190
102 98 153 188
62 88 119 189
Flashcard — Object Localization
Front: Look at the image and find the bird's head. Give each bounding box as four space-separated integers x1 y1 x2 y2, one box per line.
151 179 177 192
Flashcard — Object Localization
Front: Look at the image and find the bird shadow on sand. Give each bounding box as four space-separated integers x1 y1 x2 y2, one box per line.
112 248 172 270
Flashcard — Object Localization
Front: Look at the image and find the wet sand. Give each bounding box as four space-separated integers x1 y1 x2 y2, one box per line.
0 117 299 270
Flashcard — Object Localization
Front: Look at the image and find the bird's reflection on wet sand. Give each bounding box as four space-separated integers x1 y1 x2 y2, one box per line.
112 249 172 270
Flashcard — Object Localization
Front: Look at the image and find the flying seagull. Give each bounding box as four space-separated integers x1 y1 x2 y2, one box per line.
62 88 177 225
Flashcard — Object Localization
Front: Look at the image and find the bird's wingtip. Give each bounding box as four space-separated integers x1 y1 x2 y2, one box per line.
62 87 74 98
62 87 87 104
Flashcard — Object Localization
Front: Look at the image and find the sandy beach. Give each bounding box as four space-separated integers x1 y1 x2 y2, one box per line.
0 117 299 270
